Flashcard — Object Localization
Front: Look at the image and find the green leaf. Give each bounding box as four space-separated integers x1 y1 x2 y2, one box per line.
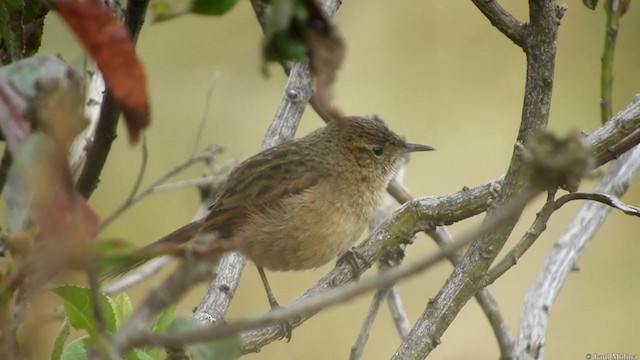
168 316 240 360
125 349 154 360
190 0 239 15
51 320 70 360
582 0 598 10
114 293 133 328
0 0 24 62
52 285 118 335
151 304 176 333
60 336 91 360
263 32 308 63
144 305 176 359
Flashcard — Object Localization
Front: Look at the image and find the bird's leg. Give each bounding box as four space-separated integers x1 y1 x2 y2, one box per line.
337 247 371 280
256 266 292 341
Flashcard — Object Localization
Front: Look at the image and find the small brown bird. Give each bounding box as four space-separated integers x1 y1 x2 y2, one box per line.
111 115 432 335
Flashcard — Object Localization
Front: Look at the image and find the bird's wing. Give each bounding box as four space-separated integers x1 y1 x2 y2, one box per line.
100 143 325 279
204 143 327 235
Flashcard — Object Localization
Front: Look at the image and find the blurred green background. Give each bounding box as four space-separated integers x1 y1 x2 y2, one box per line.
39 0 639 359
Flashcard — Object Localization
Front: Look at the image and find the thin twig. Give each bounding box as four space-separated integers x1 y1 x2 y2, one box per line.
150 174 228 194
191 72 220 157
514 145 640 360
100 146 224 230
349 288 389 360
385 286 411 339
102 256 172 295
392 3 565 357
483 191 557 287
471 0 526 47
554 191 640 217
600 0 623 124
125 135 148 204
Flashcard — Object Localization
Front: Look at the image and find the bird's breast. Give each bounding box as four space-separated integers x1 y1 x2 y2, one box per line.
238 179 384 271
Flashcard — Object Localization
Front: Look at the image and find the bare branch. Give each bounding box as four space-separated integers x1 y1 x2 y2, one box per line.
75 0 151 198
349 288 389 360
125 136 148 206
483 191 557 287
191 72 220 156
591 95 640 165
75 90 120 197
392 3 566 355
385 286 411 339
102 256 172 295
471 0 526 47
150 173 231 194
555 192 640 217
600 0 625 123
100 146 225 230
514 144 640 360
596 128 640 167
429 226 514 356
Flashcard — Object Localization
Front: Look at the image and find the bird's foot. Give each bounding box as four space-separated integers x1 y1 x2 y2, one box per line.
337 247 371 280
269 304 293 342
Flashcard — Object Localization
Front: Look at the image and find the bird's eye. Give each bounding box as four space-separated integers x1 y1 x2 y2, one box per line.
371 146 384 156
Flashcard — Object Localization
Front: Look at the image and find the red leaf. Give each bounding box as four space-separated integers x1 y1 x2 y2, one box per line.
51 0 150 144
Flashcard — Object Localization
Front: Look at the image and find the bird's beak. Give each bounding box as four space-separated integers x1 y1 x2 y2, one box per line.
404 143 435 153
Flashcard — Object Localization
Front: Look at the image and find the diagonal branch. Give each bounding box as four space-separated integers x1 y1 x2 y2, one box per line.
514 144 640 359
349 287 389 360
554 192 640 217
596 128 640 167
75 0 150 198
428 226 514 356
471 0 526 47
482 190 557 287
392 2 565 358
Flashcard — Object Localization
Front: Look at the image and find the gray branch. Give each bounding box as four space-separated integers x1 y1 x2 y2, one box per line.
513 144 640 360
391 2 565 358
470 0 526 47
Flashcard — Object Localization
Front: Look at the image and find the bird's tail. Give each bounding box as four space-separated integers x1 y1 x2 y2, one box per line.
100 220 203 279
